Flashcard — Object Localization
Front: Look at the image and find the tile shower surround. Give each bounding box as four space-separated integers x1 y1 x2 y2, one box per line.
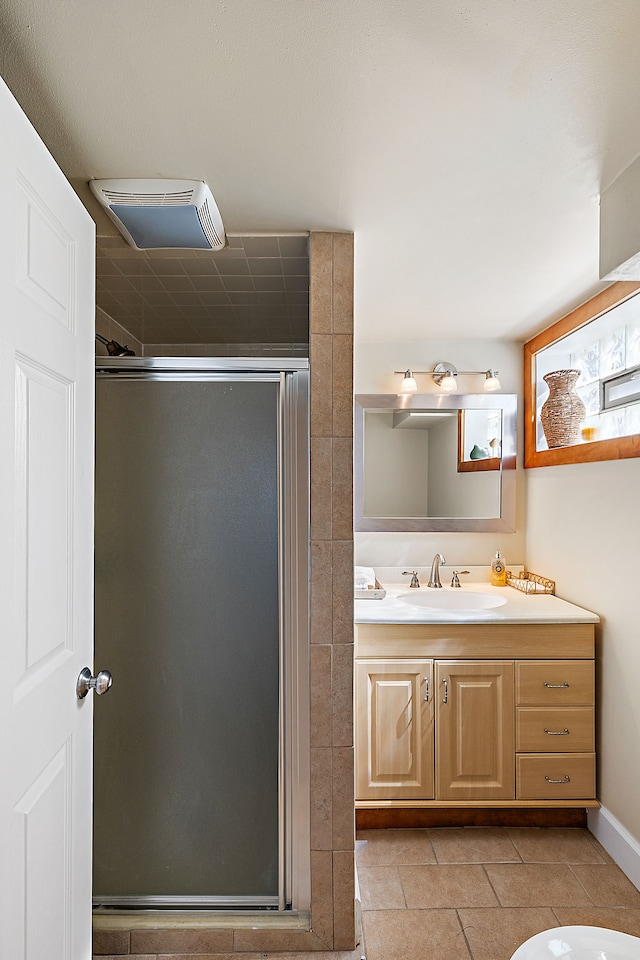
93 232 356 958
95 234 310 347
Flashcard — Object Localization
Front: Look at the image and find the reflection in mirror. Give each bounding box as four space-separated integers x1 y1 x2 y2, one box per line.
355 394 517 533
457 410 501 472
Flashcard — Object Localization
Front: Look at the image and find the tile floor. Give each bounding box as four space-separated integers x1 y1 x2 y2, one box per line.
356 827 640 960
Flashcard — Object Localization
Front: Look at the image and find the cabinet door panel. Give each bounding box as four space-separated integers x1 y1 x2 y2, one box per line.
355 660 434 800
436 660 514 800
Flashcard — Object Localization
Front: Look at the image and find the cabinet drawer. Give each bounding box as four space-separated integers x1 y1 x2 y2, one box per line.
516 707 594 752
516 753 595 799
516 660 594 705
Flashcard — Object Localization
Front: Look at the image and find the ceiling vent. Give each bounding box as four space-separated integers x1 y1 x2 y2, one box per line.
89 179 226 250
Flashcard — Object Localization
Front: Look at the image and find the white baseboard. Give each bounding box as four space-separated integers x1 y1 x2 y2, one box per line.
588 806 640 891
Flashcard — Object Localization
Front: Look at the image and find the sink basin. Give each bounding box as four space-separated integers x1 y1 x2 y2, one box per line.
398 589 507 611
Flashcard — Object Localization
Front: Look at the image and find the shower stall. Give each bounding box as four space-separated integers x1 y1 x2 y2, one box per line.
93 357 309 911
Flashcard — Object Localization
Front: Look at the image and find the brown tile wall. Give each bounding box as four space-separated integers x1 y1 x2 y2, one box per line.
93 231 355 958
308 232 355 951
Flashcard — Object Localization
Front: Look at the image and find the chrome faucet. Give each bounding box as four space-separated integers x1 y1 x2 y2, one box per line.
450 569 470 588
428 553 446 588
402 570 420 588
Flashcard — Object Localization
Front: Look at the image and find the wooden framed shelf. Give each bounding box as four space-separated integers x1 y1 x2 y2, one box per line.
524 280 640 468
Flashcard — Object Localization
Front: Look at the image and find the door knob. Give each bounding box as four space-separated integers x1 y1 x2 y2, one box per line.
76 667 113 699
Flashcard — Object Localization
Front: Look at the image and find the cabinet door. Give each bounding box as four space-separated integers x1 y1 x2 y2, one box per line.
355 660 434 800
436 660 514 800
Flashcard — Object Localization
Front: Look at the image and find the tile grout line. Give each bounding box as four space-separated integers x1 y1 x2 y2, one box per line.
567 862 597 906
455 907 476 959
480 862 504 907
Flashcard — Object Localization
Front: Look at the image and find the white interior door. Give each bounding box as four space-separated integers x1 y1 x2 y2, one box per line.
0 77 96 959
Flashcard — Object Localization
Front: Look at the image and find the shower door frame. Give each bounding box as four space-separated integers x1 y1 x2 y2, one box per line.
94 357 310 914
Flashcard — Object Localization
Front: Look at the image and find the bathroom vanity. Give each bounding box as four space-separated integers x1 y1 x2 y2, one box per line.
355 583 599 812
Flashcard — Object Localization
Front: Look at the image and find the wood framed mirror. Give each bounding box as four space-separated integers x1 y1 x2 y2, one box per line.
524 280 640 468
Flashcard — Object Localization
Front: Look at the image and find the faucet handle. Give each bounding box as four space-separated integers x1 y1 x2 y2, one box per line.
450 570 470 588
402 570 420 588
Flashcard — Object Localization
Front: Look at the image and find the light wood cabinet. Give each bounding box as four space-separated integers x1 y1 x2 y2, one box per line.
515 660 595 706
516 707 594 752
515 659 595 800
355 659 434 800
435 661 514 800
355 622 597 808
517 754 596 800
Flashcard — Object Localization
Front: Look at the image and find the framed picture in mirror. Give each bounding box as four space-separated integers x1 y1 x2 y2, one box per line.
524 280 640 468
457 410 501 472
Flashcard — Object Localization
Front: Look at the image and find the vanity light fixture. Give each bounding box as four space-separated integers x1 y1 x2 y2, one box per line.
434 362 458 392
395 369 418 394
484 369 501 392
432 362 501 393
395 363 501 393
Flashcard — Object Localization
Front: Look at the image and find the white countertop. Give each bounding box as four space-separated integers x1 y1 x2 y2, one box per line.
355 582 599 625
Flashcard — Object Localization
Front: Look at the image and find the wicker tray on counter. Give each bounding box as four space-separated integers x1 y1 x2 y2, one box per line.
506 571 555 595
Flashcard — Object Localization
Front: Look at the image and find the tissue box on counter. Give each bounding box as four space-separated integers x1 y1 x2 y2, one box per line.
354 565 386 600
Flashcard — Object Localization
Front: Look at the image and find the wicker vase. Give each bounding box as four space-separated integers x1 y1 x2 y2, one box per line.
540 369 586 448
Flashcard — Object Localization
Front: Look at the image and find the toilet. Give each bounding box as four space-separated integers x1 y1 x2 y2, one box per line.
510 925 640 959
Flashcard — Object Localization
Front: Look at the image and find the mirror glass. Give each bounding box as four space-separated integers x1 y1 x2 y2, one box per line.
355 393 517 533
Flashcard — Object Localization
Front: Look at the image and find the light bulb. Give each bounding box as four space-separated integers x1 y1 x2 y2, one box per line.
484 370 501 392
399 370 418 394
441 371 457 393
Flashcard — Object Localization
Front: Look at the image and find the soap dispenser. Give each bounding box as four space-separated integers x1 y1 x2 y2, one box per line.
491 551 507 587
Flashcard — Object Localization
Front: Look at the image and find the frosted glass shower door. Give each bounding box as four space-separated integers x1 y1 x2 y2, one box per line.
93 375 282 906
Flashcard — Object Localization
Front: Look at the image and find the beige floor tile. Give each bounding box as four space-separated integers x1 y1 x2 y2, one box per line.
569 864 640 907
356 829 436 866
553 907 640 937
400 864 498 909
507 828 606 863
428 827 521 864
485 863 594 907
363 909 471 960
458 907 558 960
358 866 406 910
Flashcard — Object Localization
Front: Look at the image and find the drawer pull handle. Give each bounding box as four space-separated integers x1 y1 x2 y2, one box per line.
543 681 570 688
544 728 570 736
545 774 571 784
424 678 429 702
442 678 448 704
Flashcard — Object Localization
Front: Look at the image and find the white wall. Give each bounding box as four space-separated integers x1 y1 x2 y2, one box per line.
355 338 526 571
426 416 500 518
363 411 429 516
526 457 640 845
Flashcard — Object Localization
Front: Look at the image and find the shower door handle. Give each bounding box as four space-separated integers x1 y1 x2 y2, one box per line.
76 667 113 700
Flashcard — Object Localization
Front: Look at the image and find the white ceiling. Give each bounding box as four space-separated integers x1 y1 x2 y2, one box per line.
2 0 640 343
